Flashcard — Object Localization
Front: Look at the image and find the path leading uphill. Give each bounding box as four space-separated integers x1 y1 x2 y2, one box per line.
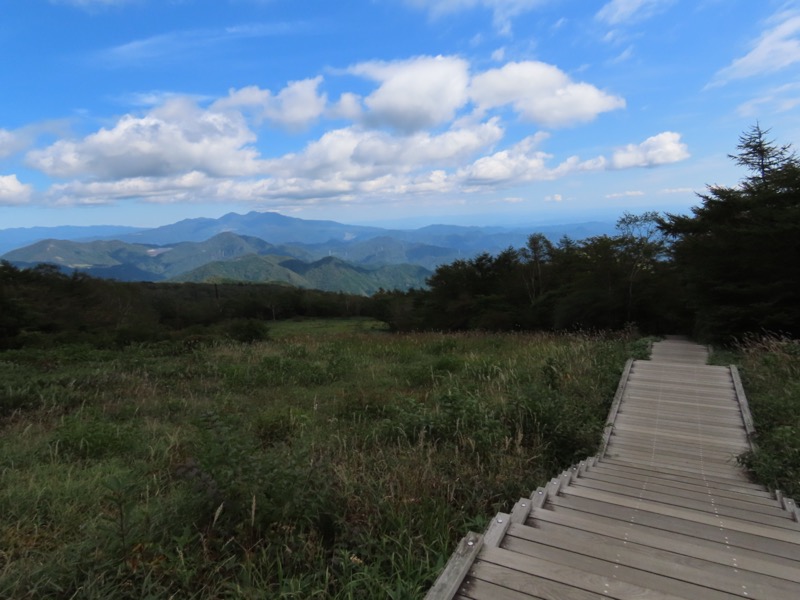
426 338 800 599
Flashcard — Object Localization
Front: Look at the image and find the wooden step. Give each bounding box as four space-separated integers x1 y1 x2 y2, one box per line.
526 506 800 583
593 459 770 494
577 469 785 511
567 477 797 527
547 493 800 560
504 520 800 599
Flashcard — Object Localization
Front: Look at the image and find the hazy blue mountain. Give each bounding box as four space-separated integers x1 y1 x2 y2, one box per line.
3 231 431 293
1 211 618 291
0 225 143 255
296 236 461 269
1 211 616 259
169 254 309 286
3 232 294 280
117 211 387 245
170 254 430 294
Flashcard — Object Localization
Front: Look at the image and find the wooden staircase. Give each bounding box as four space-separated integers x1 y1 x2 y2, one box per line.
425 338 800 599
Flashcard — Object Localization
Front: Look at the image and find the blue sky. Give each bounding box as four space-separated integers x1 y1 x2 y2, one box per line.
2 0 800 229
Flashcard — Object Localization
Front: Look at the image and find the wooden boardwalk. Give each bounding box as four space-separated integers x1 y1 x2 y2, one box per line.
426 338 800 599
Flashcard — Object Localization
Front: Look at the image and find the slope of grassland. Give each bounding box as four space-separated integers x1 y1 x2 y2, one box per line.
713 335 800 499
0 321 647 598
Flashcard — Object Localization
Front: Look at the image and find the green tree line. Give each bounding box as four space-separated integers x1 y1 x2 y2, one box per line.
0 262 370 349
374 125 800 342
2 125 798 347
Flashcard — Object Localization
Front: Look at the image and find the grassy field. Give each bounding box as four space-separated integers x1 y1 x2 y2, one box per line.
0 320 648 599
718 335 800 499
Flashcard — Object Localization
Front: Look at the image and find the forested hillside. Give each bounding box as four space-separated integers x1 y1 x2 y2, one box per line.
2 126 798 347
374 126 800 342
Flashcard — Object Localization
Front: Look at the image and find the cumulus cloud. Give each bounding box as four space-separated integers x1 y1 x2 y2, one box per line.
27 98 264 180
349 56 470 133
610 131 689 168
47 171 214 206
404 0 549 34
470 61 625 127
459 133 606 186
712 10 800 86
266 120 503 183
0 175 33 205
596 0 673 26
327 93 364 121
605 190 645 198
0 129 23 159
214 77 327 130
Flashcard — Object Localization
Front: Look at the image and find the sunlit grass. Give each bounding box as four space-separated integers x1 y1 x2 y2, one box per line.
0 326 642 598
727 335 800 498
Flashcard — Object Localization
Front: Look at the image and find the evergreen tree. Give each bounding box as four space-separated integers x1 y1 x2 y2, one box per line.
660 125 800 340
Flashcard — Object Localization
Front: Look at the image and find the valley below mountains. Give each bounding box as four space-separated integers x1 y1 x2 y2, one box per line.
1 211 615 294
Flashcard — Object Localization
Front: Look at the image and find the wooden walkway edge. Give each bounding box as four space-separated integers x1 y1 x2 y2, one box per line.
425 338 800 600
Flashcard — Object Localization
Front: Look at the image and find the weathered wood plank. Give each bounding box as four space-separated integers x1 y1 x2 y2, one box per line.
466 563 604 600
476 545 690 600
483 514 511 548
425 532 483 600
586 464 775 501
599 358 633 459
547 493 800 560
504 521 800 599
601 452 746 479
576 470 787 514
526 506 800 583
568 477 796 525
558 485 800 539
594 458 771 493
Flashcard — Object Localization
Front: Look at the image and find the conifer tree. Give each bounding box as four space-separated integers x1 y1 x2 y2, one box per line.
660 126 800 340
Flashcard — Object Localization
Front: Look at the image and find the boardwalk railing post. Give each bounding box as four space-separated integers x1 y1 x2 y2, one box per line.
424 532 483 600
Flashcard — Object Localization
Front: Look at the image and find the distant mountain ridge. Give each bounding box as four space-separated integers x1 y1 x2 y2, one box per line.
1 211 617 293
2 232 433 294
0 225 144 255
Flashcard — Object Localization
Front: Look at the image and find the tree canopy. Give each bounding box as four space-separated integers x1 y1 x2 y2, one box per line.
659 125 800 340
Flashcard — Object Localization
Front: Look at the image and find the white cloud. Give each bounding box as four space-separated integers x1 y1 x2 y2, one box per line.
459 133 606 186
215 78 327 130
349 56 470 133
267 120 503 182
544 193 563 202
0 129 23 159
611 131 689 168
27 98 264 180
605 190 645 198
47 171 214 206
97 22 300 68
327 93 364 121
0 175 33 205
737 83 800 117
404 0 550 34
712 10 800 85
470 61 625 127
1 122 70 160
596 0 672 26
491 47 506 62
609 46 635 64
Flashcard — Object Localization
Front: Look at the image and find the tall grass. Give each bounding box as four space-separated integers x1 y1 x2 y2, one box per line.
724 335 800 498
0 320 644 598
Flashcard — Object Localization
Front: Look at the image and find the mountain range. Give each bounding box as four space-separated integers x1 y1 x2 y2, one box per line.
1 211 616 293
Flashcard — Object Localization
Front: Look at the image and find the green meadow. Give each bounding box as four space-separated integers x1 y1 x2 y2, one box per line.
0 321 648 598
